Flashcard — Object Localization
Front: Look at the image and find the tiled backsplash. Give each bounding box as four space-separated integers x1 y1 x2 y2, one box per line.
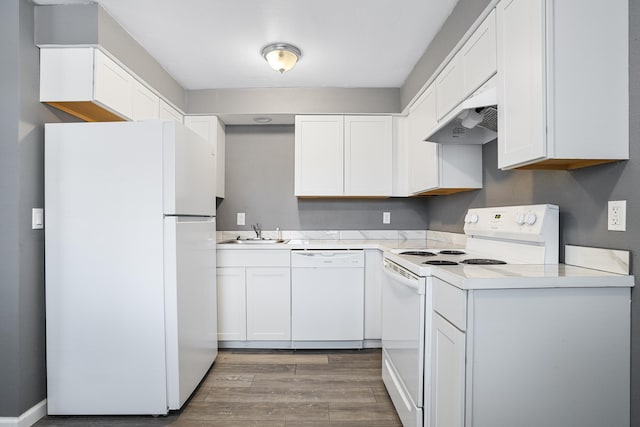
217 229 468 247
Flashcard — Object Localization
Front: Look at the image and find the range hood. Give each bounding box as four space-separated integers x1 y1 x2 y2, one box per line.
426 78 498 144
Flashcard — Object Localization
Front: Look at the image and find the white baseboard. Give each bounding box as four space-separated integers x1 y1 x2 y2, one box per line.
0 400 47 427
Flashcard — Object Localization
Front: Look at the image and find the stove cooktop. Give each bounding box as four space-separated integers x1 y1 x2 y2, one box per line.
461 258 507 265
399 250 437 257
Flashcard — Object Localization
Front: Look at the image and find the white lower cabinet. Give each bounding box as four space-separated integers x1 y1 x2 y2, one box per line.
216 250 291 343
364 250 382 340
430 313 465 427
429 277 631 427
216 267 246 341
246 268 291 340
217 248 383 347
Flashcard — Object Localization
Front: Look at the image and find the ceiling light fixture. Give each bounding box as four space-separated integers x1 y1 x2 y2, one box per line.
253 117 273 124
261 43 302 74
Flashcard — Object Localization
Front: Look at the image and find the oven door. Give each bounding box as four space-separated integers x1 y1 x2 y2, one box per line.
381 258 426 427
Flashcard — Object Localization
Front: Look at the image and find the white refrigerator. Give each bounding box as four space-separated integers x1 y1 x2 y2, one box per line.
44 121 218 415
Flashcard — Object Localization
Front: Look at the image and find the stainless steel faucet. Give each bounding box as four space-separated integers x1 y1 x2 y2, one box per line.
251 223 262 239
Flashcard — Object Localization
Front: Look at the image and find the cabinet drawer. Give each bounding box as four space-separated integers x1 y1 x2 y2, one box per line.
432 278 467 331
217 249 291 267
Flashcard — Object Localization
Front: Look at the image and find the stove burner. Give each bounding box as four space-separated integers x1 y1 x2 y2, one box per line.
461 258 507 265
438 250 466 255
423 260 459 266
400 251 437 257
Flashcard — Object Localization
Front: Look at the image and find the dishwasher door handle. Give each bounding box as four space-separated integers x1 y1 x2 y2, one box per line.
293 251 355 257
383 267 425 294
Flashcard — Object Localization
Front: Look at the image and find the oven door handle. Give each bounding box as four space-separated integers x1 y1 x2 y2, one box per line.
383 267 424 294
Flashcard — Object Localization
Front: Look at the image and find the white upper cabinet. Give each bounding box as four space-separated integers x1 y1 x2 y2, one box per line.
132 80 160 121
295 115 344 196
41 47 129 121
461 9 497 97
93 50 134 120
344 116 393 196
184 116 226 198
159 99 183 124
295 115 392 197
435 10 496 123
435 55 464 121
497 0 628 170
407 84 483 195
408 84 439 194
40 47 185 124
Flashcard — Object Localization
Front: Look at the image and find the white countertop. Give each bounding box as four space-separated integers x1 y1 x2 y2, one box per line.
430 263 635 290
218 237 634 290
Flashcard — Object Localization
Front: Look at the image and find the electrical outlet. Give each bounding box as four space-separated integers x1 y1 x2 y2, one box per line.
383 212 391 224
237 212 245 226
608 200 626 231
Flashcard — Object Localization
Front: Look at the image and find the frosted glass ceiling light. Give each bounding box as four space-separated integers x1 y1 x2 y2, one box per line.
262 43 302 73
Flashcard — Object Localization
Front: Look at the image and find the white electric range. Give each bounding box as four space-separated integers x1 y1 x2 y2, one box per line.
380 204 560 427
381 204 633 427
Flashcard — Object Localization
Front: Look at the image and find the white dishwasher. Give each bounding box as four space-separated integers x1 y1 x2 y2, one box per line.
291 250 365 348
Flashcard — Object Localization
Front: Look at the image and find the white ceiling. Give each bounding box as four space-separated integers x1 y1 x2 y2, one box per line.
34 0 458 91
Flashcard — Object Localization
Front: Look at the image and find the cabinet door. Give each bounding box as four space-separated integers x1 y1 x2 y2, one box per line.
408 85 440 194
216 267 246 341
294 116 344 196
431 313 466 427
344 116 392 196
246 267 291 341
215 119 226 199
435 55 464 120
94 50 134 119
461 9 497 96
497 0 547 169
184 116 226 198
364 250 382 340
132 81 160 121
159 99 184 124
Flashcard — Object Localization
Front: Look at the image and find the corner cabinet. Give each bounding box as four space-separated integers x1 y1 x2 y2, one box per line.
184 116 226 198
295 115 392 197
496 0 629 170
40 47 184 124
41 47 131 121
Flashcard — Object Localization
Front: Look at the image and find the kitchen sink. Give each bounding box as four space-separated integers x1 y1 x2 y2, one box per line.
219 238 290 244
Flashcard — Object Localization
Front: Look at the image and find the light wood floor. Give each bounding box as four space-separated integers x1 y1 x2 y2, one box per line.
35 349 402 426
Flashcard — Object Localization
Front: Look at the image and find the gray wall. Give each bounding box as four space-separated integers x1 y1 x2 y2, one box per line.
34 3 186 109
187 87 401 116
0 0 78 417
216 125 429 231
425 1 640 420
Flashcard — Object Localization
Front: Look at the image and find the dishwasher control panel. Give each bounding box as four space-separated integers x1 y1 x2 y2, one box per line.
291 250 364 268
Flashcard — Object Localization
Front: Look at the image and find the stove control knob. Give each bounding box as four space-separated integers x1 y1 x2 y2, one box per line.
464 214 470 223
516 213 525 225
525 212 537 225
468 213 479 224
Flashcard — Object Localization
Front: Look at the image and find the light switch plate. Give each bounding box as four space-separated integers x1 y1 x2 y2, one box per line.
383 212 391 224
237 212 246 226
32 208 44 230
608 200 626 231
